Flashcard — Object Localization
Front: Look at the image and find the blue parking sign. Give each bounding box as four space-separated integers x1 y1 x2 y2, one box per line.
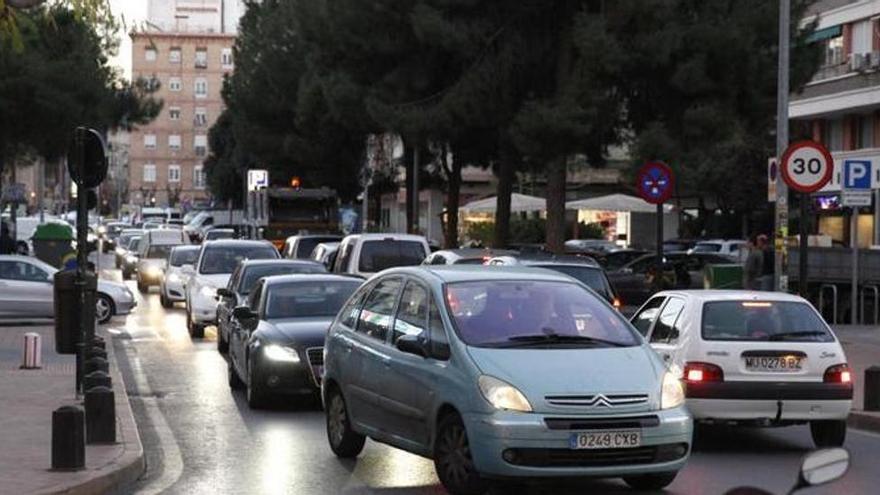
844 160 871 190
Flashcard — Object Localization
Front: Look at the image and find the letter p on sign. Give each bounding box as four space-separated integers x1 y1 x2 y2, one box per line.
844 160 871 189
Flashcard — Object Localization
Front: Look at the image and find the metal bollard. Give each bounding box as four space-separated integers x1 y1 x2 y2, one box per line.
52 406 85 470
86 346 107 360
83 370 112 391
21 332 42 369
84 356 109 375
865 366 880 412
85 386 116 444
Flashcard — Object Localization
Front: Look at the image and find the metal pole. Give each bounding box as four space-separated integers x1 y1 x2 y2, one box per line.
75 128 89 395
655 203 664 291
875 189 880 246
799 193 808 297
852 210 859 324
38 159 45 223
413 146 420 234
774 0 790 292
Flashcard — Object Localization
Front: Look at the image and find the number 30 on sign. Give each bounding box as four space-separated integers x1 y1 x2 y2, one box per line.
780 141 833 193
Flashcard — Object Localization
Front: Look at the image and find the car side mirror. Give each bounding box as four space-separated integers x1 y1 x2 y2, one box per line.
217 288 234 299
396 334 428 358
180 263 194 274
232 306 259 331
795 448 849 491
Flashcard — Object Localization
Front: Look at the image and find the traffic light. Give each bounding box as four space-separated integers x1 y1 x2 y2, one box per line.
290 176 302 189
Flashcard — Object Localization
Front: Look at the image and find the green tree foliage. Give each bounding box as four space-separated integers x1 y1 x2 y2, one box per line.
204 109 244 206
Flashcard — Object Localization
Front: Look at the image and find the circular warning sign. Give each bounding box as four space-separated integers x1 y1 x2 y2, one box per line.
780 141 833 193
636 161 675 204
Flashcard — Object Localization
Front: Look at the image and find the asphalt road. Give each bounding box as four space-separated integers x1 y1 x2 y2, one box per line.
103 258 880 495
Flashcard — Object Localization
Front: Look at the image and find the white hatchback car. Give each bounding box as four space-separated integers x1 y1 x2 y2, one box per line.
630 290 852 448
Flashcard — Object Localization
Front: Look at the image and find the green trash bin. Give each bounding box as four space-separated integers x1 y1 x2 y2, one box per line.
704 263 744 290
32 222 76 269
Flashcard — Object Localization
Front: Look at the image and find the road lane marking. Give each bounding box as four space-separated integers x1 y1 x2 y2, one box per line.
126 342 185 495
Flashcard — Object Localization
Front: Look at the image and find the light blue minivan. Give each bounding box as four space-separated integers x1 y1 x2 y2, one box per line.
322 266 693 495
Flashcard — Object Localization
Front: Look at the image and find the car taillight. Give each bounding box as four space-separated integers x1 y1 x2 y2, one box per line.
824 364 852 384
613 297 622 309
683 362 724 383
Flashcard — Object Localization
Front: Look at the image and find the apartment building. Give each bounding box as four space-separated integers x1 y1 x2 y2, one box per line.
791 0 880 245
128 0 242 208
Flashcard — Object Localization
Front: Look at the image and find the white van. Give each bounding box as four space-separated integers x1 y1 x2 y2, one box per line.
135 229 189 292
331 233 430 278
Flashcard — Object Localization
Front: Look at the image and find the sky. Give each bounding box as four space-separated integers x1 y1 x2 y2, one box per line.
108 0 148 80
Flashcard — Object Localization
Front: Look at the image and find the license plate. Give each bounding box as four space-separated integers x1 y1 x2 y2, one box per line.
744 356 803 372
569 430 641 450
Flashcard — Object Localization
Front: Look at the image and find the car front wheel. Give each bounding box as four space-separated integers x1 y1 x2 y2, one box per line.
186 311 204 338
811 420 847 448
246 356 269 409
434 413 488 495
95 294 114 325
325 386 365 458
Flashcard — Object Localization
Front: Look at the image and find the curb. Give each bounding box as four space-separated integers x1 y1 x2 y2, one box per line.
42 329 145 495
849 411 880 434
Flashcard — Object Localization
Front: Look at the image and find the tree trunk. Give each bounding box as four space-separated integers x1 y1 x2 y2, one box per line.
444 145 461 249
545 156 567 254
405 147 414 234
494 151 515 248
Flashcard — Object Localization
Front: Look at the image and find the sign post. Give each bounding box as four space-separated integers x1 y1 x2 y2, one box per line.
843 159 872 324
636 161 675 292
779 140 833 298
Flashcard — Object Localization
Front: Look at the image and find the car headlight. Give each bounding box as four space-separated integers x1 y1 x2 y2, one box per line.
263 344 300 363
199 285 216 299
126 255 137 263
478 375 532 412
660 371 685 410
167 273 180 283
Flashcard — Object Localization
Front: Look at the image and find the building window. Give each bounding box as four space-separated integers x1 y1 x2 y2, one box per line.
143 164 157 183
168 164 181 183
195 48 208 68
169 77 182 92
144 134 157 150
169 107 181 121
221 48 233 68
168 134 182 151
857 115 874 149
194 78 207 98
822 36 844 67
169 48 181 64
194 107 207 127
194 166 206 189
145 47 156 61
194 135 208 157
822 118 844 151
853 20 872 56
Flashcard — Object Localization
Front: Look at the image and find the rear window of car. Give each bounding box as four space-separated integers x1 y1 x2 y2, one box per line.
206 230 235 240
446 280 638 348
199 245 280 274
295 237 340 259
240 263 327 295
701 301 834 342
693 243 722 253
265 281 361 319
146 245 174 259
358 240 426 272
534 264 613 300
170 248 199 266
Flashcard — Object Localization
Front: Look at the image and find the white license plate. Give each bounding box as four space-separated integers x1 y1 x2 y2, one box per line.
569 430 641 450
744 356 803 372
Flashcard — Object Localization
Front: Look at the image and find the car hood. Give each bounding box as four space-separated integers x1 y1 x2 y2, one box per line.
466 345 664 414
97 279 130 296
195 274 231 288
260 317 333 348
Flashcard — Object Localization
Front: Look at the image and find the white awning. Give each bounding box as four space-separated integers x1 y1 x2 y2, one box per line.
460 193 547 213
566 193 674 213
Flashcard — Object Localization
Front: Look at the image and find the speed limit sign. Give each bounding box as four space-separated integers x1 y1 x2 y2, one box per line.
780 141 833 193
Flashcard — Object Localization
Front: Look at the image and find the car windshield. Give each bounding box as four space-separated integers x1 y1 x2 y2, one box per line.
446 281 638 348
127 237 142 249
702 301 834 342
240 264 327 295
693 243 722 253
454 258 488 265
169 248 199 266
358 240 425 272
534 265 613 300
146 245 174 259
264 281 360 319
199 245 279 274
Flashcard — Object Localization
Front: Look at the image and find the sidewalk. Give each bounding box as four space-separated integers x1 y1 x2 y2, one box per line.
833 325 880 433
0 323 143 494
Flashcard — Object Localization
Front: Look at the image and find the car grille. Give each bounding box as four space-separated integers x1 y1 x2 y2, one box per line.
545 394 649 408
504 443 688 468
544 415 660 431
307 347 323 366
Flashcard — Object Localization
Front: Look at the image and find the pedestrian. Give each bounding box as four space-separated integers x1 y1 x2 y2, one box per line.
0 222 14 255
758 234 774 291
743 234 763 290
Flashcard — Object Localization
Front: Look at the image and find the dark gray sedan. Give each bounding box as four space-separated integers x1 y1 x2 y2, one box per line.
227 274 362 408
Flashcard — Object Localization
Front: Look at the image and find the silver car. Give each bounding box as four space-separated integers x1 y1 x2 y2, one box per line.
0 255 136 324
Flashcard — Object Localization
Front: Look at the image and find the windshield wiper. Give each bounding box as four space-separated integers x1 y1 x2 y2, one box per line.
767 331 828 341
498 329 628 348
